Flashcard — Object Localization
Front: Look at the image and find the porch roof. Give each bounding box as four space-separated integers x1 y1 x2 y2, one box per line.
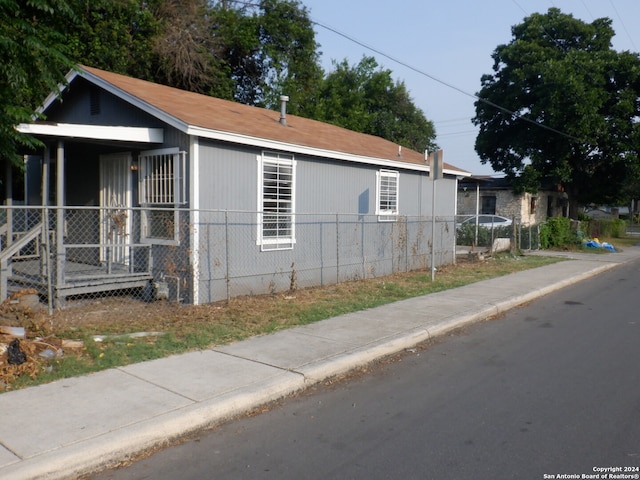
17 122 164 143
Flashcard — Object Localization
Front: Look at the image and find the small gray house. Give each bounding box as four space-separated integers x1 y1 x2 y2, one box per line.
4 65 469 306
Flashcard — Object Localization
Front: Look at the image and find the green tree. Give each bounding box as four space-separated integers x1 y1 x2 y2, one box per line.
0 0 75 168
315 57 437 153
209 1 266 104
257 0 323 115
151 0 234 97
473 8 640 217
64 0 160 80
210 0 323 112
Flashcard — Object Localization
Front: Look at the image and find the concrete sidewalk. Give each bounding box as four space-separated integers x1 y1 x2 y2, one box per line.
1 247 639 480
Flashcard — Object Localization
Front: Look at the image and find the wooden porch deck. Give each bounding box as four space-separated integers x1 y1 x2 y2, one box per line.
8 258 152 300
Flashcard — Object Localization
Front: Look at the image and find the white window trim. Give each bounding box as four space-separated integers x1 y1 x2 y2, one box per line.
376 169 399 221
138 147 186 206
139 147 186 245
140 208 181 246
257 152 296 251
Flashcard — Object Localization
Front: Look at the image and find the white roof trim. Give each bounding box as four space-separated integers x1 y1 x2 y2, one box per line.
187 125 468 175
35 69 81 116
17 123 164 143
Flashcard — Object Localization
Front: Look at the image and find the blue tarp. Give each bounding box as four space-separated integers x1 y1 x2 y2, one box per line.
584 239 616 252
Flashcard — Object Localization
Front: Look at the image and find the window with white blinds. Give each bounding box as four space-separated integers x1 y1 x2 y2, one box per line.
258 152 296 250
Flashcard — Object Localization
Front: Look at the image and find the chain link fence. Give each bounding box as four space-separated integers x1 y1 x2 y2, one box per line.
1 206 457 312
455 214 541 252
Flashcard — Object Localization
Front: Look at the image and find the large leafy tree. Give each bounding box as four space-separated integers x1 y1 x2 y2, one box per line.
152 0 234 97
64 0 160 80
256 0 323 115
210 0 323 113
0 0 75 169
63 0 234 97
473 8 640 217
315 57 437 153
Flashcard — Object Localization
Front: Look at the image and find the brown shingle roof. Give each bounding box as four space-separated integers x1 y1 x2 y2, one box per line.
80 65 466 173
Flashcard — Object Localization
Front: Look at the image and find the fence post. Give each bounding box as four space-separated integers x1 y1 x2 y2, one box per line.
225 210 230 302
43 206 53 314
335 213 340 284
405 216 409 272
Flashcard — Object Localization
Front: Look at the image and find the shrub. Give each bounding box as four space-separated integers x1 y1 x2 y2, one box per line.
456 223 511 247
582 218 627 238
539 217 580 249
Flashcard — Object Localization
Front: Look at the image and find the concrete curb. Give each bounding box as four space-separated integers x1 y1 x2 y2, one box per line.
3 372 307 480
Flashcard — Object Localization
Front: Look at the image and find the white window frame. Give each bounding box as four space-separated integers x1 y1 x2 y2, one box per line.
138 147 186 244
257 152 296 251
376 169 399 221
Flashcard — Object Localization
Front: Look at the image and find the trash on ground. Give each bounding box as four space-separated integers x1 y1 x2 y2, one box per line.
7 339 26 365
0 324 85 390
583 237 616 252
0 326 25 338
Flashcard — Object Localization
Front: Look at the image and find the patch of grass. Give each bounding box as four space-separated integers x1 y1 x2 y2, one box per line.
4 254 563 390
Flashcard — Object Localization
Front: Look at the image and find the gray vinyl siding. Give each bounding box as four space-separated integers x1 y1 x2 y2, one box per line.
197 141 257 211
193 140 457 304
195 141 456 217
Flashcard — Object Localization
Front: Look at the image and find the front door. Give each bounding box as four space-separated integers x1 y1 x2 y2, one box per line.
99 152 132 266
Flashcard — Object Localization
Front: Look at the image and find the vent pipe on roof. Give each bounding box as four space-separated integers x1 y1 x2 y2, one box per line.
279 95 289 126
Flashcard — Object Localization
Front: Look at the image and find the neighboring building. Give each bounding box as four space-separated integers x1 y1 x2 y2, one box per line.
3 66 470 306
457 176 566 225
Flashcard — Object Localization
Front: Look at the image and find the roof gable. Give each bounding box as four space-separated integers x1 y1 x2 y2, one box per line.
60 66 468 175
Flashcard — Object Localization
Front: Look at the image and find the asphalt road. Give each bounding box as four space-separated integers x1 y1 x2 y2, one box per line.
93 260 640 480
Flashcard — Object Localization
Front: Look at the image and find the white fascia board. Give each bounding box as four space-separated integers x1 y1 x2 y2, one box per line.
17 123 164 143
187 125 468 175
36 69 81 116
456 173 473 179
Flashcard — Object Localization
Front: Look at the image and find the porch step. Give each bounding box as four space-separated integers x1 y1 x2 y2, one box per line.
56 273 153 298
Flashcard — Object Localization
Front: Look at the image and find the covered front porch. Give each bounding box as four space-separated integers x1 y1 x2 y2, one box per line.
1 123 165 310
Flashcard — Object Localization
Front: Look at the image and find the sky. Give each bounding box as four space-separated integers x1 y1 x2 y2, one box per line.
300 0 640 175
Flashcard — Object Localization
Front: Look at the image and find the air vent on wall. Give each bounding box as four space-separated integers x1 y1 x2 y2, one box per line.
90 86 101 115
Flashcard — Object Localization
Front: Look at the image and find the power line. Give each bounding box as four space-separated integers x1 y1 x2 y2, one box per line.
608 0 638 51
434 117 473 125
437 130 479 138
312 17 583 143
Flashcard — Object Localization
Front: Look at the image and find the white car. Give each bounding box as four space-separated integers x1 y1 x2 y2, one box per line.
457 215 513 228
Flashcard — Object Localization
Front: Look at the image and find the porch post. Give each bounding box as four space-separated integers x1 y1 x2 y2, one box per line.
42 147 50 206
55 141 65 306
0 161 12 301
42 146 54 313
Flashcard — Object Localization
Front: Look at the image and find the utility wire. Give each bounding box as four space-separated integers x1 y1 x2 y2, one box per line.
608 0 637 51
313 18 583 143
